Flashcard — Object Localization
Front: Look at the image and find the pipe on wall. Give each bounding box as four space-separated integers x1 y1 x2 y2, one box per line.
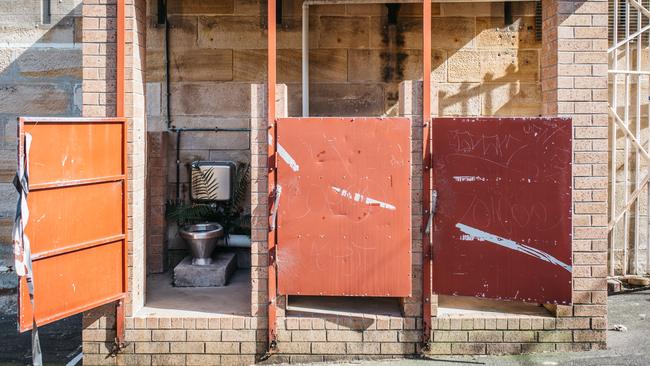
302 4 309 117
164 0 173 130
161 0 251 201
218 234 252 248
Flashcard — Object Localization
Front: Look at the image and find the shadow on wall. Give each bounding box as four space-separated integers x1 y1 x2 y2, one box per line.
291 6 543 117
146 1 544 120
440 61 541 118
0 3 83 314
437 16 542 117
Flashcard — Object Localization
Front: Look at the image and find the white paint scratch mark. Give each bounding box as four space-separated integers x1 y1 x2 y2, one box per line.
270 185 282 230
278 144 299 172
269 134 299 172
331 186 396 211
455 223 572 272
65 351 83 366
453 176 487 182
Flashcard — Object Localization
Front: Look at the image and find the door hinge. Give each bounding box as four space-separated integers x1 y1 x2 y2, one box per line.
268 154 277 171
424 190 438 234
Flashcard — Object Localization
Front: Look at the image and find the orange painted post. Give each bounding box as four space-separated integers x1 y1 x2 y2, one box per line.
116 0 125 118
421 0 433 350
267 0 278 351
115 0 126 347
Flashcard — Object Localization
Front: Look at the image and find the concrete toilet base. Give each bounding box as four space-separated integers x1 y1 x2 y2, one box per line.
173 252 237 287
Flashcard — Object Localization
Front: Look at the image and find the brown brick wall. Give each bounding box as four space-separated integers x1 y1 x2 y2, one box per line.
146 132 168 273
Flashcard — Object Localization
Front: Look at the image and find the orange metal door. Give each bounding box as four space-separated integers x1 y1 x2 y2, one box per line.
15 117 127 332
275 117 412 297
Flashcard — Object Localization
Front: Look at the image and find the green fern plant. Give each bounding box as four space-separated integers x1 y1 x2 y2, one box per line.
191 165 219 201
166 162 251 234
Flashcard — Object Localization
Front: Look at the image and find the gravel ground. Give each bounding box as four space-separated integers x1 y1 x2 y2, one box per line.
0 313 81 366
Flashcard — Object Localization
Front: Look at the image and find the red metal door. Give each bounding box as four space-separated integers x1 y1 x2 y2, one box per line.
275 117 412 297
431 117 572 304
15 117 127 331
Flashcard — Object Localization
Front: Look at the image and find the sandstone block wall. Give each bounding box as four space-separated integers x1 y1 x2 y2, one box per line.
0 0 82 313
144 0 544 270
147 0 542 119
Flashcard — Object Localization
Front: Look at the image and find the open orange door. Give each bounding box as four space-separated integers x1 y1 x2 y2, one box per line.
15 117 128 332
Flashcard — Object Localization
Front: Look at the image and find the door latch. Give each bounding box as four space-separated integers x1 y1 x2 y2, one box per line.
424 190 437 234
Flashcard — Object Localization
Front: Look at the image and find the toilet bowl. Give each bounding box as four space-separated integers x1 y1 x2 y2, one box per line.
179 223 224 265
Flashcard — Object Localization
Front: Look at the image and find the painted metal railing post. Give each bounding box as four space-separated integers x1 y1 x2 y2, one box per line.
267 0 279 352
608 0 650 276
421 0 432 351
634 6 642 274
609 0 619 277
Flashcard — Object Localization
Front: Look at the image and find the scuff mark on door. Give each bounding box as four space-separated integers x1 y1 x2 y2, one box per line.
456 223 572 272
331 186 396 211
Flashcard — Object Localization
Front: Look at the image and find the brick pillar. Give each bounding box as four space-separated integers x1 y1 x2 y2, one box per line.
82 0 117 117
250 84 288 333
146 132 168 273
81 0 147 330
123 0 148 316
399 80 437 319
541 0 609 346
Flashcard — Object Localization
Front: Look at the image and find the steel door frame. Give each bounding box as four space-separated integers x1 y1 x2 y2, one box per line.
266 0 433 350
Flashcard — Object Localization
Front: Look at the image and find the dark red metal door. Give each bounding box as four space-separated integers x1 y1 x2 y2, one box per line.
16 117 127 331
275 117 412 297
432 117 572 304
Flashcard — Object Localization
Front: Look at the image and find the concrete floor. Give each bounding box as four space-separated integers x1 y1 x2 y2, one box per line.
437 295 553 318
138 269 251 317
287 296 403 318
285 292 552 320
